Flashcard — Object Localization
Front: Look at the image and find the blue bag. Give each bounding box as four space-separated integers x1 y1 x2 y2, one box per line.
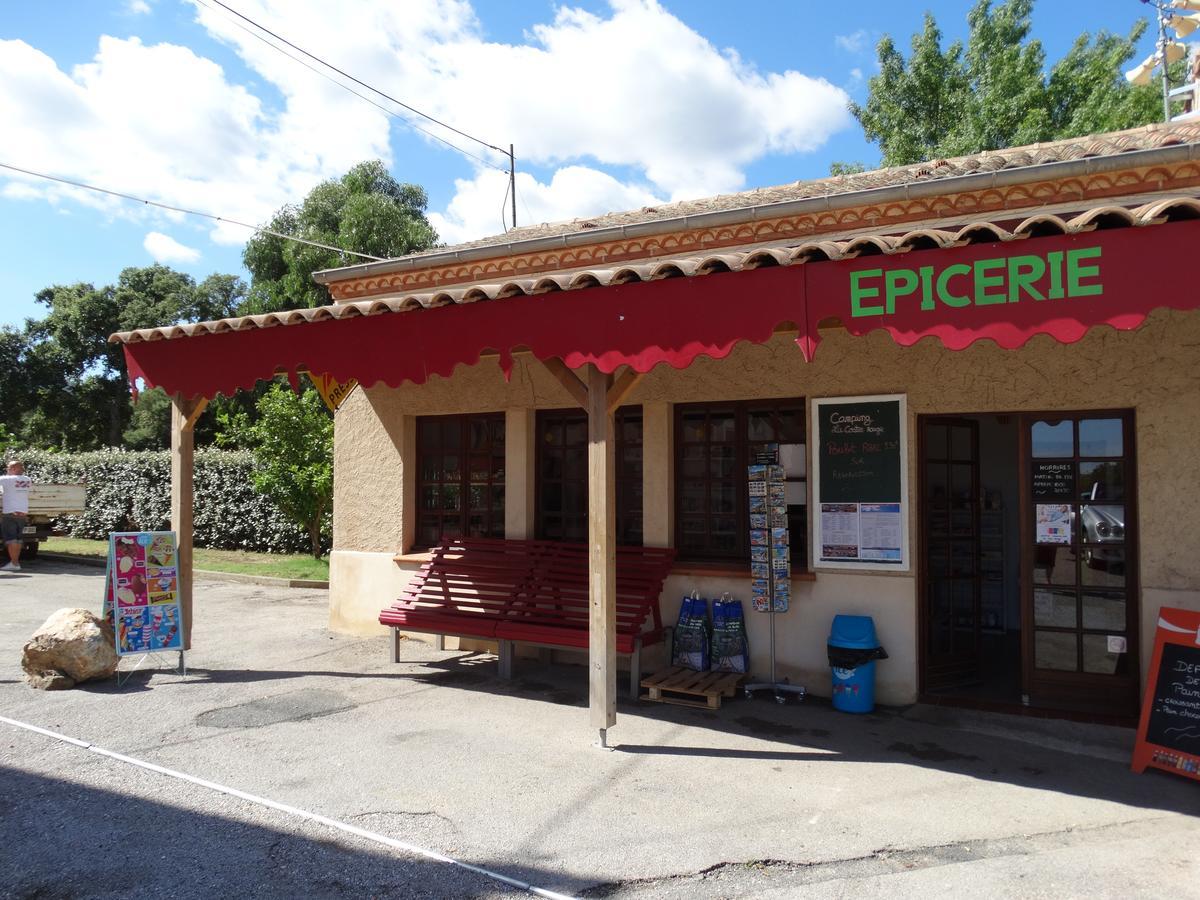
672 591 711 671
711 594 749 673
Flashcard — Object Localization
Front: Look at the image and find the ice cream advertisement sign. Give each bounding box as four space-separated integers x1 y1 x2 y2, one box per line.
102 531 183 656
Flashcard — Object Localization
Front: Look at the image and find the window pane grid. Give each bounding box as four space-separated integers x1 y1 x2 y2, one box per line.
416 413 505 547
1030 414 1132 674
536 408 642 545
675 399 807 567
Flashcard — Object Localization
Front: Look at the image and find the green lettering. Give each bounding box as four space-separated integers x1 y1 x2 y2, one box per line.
1007 255 1046 302
1067 247 1103 297
974 258 1006 305
850 268 884 317
1047 251 1065 299
919 266 935 311
885 269 918 314
936 263 972 308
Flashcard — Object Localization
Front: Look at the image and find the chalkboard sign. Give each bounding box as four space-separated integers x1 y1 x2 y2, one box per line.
1132 607 1200 782
1032 461 1073 498
1145 643 1200 753
817 398 902 503
812 395 908 570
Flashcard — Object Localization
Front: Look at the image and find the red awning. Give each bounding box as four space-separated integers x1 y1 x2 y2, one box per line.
117 210 1200 400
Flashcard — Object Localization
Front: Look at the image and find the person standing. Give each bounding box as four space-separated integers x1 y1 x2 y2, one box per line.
0 459 32 572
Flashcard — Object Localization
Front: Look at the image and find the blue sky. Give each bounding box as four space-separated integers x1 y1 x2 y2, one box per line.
0 0 1163 328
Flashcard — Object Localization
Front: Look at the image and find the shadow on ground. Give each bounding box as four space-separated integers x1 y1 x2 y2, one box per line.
0 763 560 899
364 650 1200 820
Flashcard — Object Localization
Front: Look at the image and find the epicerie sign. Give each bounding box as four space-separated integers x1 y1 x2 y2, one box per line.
849 246 1103 318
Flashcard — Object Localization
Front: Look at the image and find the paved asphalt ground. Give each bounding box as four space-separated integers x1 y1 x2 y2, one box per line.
1 560 1198 898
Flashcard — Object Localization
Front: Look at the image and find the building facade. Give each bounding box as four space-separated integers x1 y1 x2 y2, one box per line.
115 122 1200 721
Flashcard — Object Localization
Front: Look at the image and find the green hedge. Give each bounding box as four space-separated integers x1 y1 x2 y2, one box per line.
20 449 324 554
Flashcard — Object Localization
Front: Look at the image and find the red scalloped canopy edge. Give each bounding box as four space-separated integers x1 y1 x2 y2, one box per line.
123 219 1200 399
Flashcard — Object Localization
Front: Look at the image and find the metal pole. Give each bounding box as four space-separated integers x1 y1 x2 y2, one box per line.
509 144 517 229
1160 7 1172 122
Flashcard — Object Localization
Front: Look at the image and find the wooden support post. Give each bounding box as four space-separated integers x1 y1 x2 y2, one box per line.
587 364 617 746
542 357 589 410
606 368 643 414
170 395 201 651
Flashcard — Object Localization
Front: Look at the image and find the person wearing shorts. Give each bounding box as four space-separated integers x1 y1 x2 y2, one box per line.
0 459 32 572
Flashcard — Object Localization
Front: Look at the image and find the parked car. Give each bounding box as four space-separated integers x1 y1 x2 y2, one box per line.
1079 485 1123 571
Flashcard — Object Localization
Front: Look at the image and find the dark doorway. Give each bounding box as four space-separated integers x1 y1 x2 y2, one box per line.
920 411 1140 719
921 414 1023 706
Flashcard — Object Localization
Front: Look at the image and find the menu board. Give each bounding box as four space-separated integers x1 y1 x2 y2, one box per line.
1032 461 1073 498
811 395 908 570
1132 607 1200 782
102 531 183 656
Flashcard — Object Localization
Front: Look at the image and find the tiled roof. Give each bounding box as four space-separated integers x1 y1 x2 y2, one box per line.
111 197 1200 345
400 120 1200 259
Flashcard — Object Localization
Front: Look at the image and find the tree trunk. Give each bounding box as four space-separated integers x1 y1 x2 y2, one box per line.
309 520 322 559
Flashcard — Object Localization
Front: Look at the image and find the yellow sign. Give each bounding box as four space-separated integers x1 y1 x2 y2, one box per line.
307 372 358 411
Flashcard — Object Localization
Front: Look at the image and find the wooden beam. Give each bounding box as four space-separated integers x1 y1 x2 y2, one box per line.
606 368 643 414
587 364 617 746
182 397 209 432
539 357 589 410
171 395 200 651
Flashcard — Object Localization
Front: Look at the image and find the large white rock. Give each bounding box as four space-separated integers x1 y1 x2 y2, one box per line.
22 608 118 690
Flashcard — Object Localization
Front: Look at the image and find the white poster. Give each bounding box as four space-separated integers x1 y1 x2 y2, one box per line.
820 503 860 560
859 502 903 561
1036 503 1072 545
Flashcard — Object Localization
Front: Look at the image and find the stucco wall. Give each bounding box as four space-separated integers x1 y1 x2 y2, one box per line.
330 308 1200 704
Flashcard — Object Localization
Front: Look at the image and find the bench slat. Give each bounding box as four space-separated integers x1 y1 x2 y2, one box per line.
380 537 675 649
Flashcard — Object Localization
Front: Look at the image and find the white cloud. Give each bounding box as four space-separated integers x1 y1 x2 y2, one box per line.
0 1 852 255
836 29 868 54
0 32 391 246
192 0 850 229
143 231 201 263
126 0 154 15
431 166 664 245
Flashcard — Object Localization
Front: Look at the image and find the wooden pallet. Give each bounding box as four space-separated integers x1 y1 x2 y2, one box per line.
639 666 745 709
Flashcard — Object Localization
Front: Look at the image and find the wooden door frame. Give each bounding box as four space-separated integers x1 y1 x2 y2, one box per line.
916 415 984 696
1018 409 1141 716
918 408 1141 719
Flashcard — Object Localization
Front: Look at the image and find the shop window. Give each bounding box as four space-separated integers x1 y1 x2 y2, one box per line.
674 399 807 567
415 413 505 548
536 407 642 545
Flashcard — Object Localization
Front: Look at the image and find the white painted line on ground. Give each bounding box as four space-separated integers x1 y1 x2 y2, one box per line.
0 714 578 900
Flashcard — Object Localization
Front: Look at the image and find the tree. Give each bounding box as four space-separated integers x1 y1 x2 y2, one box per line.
829 161 867 177
14 266 246 450
851 0 1166 167
218 382 333 558
242 160 438 313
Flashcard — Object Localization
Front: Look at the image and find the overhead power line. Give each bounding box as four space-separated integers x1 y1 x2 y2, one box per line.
0 162 386 261
193 0 507 172
206 0 505 155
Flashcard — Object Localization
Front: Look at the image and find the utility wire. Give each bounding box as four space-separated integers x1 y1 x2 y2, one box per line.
206 0 507 155
194 0 507 172
0 162 386 261
500 175 512 233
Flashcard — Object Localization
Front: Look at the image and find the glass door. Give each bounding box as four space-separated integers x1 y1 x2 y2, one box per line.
1023 413 1139 716
922 418 982 692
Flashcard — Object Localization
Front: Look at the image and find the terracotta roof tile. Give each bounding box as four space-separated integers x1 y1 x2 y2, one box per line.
407 121 1200 258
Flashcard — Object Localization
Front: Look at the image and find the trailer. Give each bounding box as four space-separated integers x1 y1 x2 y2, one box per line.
21 484 87 559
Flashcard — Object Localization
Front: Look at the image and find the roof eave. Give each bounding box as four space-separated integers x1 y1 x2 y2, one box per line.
312 141 1200 286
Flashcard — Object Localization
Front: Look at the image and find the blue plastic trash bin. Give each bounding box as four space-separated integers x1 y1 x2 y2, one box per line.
828 615 885 714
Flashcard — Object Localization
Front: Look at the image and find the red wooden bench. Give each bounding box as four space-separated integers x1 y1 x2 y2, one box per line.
380 537 676 694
